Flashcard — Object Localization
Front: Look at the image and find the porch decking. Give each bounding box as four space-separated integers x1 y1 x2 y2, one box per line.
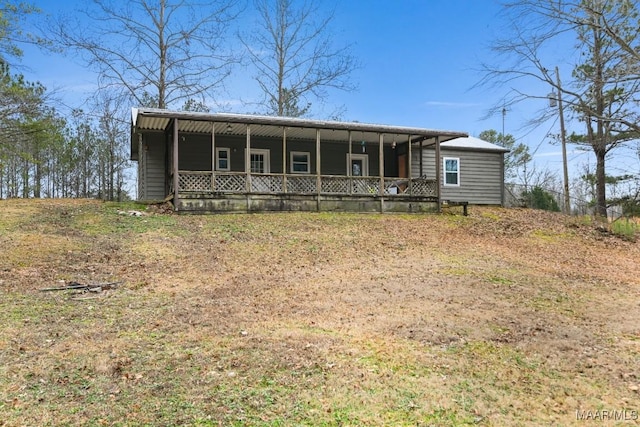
175 171 438 213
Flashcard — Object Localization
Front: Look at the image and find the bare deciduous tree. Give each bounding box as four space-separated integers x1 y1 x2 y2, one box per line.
94 94 130 201
48 0 243 109
240 0 357 117
478 0 640 217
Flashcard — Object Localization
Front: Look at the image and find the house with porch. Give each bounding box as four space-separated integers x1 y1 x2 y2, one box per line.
130 108 507 213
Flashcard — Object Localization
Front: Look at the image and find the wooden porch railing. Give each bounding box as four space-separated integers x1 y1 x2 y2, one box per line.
177 171 437 197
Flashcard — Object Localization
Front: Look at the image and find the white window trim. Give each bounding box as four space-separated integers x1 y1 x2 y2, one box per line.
290 151 311 174
443 157 460 187
346 153 369 176
216 147 230 171
246 148 270 173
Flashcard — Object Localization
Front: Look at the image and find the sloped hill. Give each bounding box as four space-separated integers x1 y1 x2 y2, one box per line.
1 199 638 426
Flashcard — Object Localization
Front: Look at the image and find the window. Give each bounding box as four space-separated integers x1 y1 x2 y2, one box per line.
443 157 460 186
216 148 230 171
290 151 310 173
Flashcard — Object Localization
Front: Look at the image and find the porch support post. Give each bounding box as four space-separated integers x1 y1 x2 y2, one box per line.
245 124 251 193
173 118 180 211
282 127 287 193
348 131 352 194
211 122 216 191
316 129 321 206
407 135 413 195
378 134 384 197
435 135 441 212
419 139 424 177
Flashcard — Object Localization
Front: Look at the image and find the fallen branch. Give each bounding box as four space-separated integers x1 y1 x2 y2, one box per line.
40 281 123 292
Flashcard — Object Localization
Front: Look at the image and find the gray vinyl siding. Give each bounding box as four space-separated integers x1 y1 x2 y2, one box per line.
179 135 382 176
321 141 380 176
179 134 212 171
411 147 504 205
142 132 167 201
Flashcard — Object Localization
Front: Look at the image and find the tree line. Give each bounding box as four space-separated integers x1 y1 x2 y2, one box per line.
480 127 640 216
0 2 131 200
0 62 129 200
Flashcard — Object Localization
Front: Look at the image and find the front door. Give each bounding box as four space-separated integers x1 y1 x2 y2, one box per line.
347 154 369 176
249 149 270 173
398 154 407 178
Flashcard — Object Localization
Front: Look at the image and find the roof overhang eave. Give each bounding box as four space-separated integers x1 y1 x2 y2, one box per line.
130 108 468 160
131 108 467 140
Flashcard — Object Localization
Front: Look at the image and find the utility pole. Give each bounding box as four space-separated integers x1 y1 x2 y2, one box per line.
502 105 506 143
555 66 571 214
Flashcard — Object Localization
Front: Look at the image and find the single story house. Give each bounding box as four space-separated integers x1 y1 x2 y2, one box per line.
130 108 508 213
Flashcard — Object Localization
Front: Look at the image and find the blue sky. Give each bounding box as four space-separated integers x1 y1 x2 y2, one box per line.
331 1 504 132
18 0 639 185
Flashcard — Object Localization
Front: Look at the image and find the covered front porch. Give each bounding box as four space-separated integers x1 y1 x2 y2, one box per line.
178 172 440 213
131 109 468 213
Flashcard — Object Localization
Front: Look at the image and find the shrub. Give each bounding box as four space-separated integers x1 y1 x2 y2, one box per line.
522 186 561 212
610 218 638 241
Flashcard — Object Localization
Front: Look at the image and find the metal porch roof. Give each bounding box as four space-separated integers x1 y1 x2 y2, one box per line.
130 107 468 159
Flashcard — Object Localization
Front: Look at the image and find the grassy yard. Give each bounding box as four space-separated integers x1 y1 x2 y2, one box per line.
0 199 638 426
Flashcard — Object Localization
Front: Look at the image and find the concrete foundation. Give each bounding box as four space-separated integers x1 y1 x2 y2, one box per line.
177 192 438 214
